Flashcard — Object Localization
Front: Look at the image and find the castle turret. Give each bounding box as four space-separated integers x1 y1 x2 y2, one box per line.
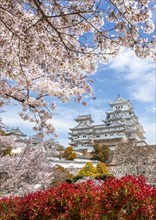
69 115 94 151
103 96 146 143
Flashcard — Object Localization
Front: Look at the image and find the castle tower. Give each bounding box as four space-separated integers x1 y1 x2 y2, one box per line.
100 96 146 148
68 115 94 151
69 96 146 152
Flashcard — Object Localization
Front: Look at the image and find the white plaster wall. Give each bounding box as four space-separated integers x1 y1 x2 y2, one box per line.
50 158 99 169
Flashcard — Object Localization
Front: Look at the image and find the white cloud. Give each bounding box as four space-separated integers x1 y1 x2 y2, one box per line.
141 121 156 145
2 116 33 129
2 105 75 146
108 48 155 103
131 77 155 102
51 118 76 133
89 107 105 123
2 107 35 130
88 97 107 107
146 105 156 113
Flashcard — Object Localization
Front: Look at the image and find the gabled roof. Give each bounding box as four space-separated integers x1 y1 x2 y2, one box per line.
6 127 26 137
75 114 94 122
70 124 93 131
109 95 132 108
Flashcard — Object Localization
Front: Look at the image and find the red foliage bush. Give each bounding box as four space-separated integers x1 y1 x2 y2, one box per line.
100 176 156 220
0 176 155 220
0 196 21 220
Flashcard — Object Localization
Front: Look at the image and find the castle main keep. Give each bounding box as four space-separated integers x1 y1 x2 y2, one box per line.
69 96 146 152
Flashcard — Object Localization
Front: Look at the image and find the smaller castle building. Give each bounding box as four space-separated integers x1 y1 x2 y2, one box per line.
5 127 27 142
69 96 146 152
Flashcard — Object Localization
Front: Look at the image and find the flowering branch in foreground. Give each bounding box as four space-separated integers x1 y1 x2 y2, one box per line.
0 0 155 136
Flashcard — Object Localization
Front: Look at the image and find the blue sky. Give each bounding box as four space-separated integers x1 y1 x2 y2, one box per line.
2 48 156 146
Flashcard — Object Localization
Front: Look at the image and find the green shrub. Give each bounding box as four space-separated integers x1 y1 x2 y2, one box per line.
76 162 110 179
95 174 112 181
77 162 97 177
62 146 76 160
96 161 110 175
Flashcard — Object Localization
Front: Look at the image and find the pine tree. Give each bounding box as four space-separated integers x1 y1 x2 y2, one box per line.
62 146 76 160
91 143 110 162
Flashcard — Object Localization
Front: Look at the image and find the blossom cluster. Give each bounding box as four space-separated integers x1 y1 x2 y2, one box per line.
0 176 155 219
0 0 155 136
0 138 58 197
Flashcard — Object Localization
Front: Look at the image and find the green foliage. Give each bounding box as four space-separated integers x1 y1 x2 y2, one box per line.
77 162 97 177
0 129 12 157
0 130 5 136
57 144 65 151
65 178 73 184
91 143 110 162
96 162 111 181
77 161 110 179
62 146 76 160
95 174 111 181
1 147 12 157
96 162 110 175
72 175 85 182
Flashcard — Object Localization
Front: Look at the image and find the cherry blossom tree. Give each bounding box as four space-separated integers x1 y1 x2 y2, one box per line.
0 0 155 136
0 120 14 157
0 138 58 197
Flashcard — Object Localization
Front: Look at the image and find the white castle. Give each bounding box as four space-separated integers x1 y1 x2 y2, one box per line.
69 96 146 152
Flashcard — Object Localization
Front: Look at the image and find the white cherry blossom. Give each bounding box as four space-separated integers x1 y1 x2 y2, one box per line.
0 0 155 136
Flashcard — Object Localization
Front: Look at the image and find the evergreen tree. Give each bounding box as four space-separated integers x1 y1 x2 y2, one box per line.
96 162 110 175
91 143 110 162
62 146 76 160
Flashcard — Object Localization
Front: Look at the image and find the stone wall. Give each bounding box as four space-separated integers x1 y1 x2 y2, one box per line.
111 142 156 182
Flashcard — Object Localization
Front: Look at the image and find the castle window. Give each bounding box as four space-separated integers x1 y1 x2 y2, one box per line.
96 135 100 137
110 133 114 136
83 135 86 138
105 134 107 137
